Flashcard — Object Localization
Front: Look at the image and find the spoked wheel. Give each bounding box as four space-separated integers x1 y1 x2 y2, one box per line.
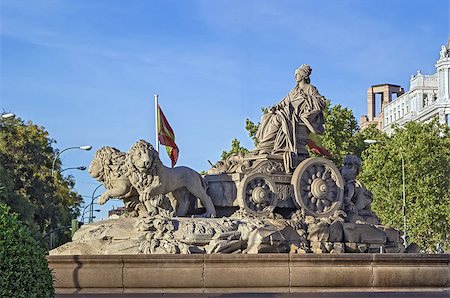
291 157 344 217
238 173 278 216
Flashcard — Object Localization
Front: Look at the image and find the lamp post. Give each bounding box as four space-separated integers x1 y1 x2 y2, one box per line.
1 113 15 130
43 226 71 249
80 199 96 223
364 139 407 247
51 145 92 176
89 184 103 223
81 207 100 223
1 113 15 119
59 166 87 174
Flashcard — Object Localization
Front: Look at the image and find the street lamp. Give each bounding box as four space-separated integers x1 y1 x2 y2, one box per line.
362 139 377 145
51 145 92 176
89 184 104 223
1 113 15 119
43 226 71 249
80 199 97 222
59 166 87 174
364 139 407 247
81 207 100 223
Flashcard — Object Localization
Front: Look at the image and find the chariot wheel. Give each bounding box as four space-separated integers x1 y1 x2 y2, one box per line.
238 173 278 216
291 157 344 217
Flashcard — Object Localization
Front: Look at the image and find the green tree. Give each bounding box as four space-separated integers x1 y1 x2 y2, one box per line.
359 121 450 251
0 203 54 297
221 106 270 161
310 103 363 166
221 138 249 160
245 107 268 147
0 116 82 249
245 118 259 147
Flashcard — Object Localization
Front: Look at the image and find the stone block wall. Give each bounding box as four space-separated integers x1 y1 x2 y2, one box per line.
48 254 450 294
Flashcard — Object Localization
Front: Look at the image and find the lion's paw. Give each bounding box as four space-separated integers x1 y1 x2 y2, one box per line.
98 194 109 205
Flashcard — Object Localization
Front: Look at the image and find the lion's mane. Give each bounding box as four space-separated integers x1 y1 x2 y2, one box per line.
126 140 162 193
90 146 127 189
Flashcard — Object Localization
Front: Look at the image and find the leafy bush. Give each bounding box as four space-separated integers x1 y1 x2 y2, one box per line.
0 203 54 297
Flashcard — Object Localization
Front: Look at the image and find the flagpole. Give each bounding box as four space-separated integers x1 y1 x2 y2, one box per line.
154 94 159 153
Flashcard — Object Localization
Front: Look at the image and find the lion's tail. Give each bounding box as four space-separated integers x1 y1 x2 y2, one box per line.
201 175 207 190
199 173 208 191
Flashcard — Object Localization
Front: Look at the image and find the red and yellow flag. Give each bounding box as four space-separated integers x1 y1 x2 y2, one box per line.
307 132 330 156
157 105 179 167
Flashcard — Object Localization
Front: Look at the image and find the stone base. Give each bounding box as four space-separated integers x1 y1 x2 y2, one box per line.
48 254 450 294
50 215 407 255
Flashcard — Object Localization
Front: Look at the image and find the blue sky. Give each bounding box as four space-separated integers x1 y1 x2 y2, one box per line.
1 0 449 221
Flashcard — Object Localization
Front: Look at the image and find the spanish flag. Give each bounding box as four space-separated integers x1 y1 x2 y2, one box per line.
157 105 179 167
307 132 330 156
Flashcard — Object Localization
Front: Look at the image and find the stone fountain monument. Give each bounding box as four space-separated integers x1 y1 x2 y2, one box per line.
48 64 449 295
51 64 407 255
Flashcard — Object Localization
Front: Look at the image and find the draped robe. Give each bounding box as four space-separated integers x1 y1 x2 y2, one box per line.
255 83 327 162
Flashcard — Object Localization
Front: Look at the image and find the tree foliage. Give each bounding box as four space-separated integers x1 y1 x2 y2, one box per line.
0 203 54 297
221 138 249 160
220 107 271 161
245 118 259 147
308 103 363 166
0 116 82 249
245 107 268 147
359 121 450 251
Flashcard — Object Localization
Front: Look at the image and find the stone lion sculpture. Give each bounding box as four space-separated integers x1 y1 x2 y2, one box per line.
88 146 143 216
126 140 217 218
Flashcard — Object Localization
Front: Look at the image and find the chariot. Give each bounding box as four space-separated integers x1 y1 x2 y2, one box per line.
202 64 346 218
204 154 344 218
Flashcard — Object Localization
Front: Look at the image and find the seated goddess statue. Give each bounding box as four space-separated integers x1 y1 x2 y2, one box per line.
254 64 327 171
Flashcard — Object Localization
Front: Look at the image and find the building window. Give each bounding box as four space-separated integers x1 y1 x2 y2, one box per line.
423 94 427 107
402 108 404 116
390 115 393 122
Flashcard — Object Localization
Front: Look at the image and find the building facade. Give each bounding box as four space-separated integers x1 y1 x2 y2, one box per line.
108 206 126 219
360 40 450 133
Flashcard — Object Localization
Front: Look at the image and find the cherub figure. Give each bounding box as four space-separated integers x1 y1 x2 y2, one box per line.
341 155 379 224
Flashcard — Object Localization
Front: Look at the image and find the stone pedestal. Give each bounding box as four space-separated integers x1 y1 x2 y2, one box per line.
48 254 450 295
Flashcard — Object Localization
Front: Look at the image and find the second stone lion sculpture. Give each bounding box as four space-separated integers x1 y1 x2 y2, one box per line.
89 140 217 218
88 146 143 216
